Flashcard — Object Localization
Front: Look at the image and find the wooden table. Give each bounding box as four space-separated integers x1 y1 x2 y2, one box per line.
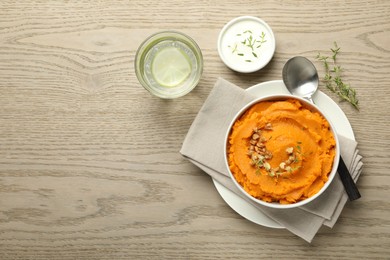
1 1 389 259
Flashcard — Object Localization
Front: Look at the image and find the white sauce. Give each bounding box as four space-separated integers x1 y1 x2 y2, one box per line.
219 17 275 73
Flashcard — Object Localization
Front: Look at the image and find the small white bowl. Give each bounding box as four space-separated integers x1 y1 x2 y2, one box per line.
218 16 276 73
224 95 340 209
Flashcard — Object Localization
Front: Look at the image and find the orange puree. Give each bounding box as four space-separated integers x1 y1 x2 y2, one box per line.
228 99 336 204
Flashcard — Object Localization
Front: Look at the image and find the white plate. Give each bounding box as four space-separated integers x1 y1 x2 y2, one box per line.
213 80 355 229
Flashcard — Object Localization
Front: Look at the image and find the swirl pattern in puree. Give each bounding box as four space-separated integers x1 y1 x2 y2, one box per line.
228 99 336 204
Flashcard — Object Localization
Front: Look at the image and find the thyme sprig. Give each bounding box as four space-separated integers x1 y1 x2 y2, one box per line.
316 42 359 110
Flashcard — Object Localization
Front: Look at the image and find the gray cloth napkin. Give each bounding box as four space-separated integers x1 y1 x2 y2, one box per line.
180 78 363 242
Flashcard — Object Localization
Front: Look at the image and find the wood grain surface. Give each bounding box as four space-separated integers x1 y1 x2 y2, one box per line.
1 0 389 259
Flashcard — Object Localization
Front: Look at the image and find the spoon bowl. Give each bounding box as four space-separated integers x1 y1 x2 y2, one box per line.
282 56 319 103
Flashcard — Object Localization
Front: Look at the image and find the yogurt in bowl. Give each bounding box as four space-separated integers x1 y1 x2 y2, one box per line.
224 95 340 209
218 16 276 73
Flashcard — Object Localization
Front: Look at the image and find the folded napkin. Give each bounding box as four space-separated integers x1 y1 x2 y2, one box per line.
180 78 363 242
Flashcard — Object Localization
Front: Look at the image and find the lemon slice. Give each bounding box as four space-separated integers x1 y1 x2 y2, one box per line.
151 46 191 88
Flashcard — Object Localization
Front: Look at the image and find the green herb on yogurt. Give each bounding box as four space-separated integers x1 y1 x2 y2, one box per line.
256 32 267 49
316 42 359 110
228 30 267 62
231 43 238 54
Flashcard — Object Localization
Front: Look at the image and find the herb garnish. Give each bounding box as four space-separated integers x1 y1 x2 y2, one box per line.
229 30 267 62
316 42 359 110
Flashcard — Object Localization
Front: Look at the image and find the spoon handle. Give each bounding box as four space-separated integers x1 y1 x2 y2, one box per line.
337 156 361 201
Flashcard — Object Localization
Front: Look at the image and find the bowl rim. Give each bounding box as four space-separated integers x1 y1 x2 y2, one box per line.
224 94 340 209
217 16 276 73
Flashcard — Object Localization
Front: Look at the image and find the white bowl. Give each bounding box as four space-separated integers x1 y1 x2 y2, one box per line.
224 95 340 209
217 16 276 73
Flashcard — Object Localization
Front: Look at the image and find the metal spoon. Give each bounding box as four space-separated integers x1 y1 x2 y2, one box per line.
282 56 361 201
282 56 319 103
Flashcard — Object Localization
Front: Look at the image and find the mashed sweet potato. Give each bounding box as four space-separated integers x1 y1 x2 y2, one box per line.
227 99 336 204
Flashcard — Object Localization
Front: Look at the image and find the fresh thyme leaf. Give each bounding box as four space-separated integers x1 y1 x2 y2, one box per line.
331 41 340 62
231 43 237 54
247 35 254 50
245 60 252 62
252 52 258 58
291 166 301 172
237 53 244 56
316 42 359 110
